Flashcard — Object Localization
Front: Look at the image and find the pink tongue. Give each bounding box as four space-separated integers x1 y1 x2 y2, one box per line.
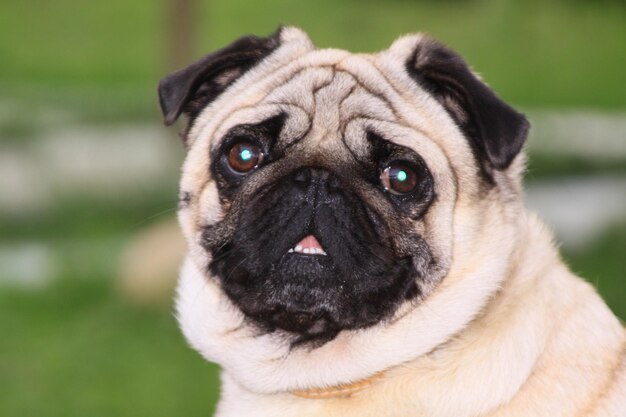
296 235 323 250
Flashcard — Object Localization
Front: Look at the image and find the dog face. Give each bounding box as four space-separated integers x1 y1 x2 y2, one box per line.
160 27 529 388
205 114 436 343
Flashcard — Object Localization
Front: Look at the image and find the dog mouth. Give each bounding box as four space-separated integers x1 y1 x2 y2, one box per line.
205 167 425 344
287 235 328 256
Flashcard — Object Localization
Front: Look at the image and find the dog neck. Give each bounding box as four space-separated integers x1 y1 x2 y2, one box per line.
290 370 386 399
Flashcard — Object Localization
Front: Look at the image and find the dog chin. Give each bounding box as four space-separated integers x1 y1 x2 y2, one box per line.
207 237 419 344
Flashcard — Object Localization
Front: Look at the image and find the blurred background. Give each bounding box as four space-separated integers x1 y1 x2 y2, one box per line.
1 0 624 416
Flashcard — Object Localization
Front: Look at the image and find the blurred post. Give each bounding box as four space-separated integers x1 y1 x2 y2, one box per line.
165 0 199 71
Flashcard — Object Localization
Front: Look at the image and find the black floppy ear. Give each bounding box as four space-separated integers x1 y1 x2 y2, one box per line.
406 37 529 173
158 29 282 126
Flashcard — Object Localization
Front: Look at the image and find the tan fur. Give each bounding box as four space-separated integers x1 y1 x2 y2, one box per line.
174 27 626 416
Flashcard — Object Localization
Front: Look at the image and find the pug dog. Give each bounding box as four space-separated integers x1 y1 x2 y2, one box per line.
158 27 625 417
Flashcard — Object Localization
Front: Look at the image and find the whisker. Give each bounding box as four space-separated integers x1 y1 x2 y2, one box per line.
222 256 250 284
130 205 178 229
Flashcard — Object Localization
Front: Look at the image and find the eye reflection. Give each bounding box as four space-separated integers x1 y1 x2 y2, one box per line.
226 140 264 173
380 161 419 195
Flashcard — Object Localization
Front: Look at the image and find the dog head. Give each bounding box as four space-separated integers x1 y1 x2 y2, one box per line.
159 27 528 392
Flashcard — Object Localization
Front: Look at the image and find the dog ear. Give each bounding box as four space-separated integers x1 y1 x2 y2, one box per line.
406 37 529 172
158 28 283 126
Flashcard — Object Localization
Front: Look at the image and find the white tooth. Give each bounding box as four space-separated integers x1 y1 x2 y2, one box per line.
303 248 311 254
320 250 327 256
315 248 323 255
288 248 294 253
295 245 303 253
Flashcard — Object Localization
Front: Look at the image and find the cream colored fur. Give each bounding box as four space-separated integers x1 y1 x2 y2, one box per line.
175 27 626 416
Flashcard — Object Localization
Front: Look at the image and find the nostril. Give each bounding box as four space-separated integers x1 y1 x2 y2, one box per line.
294 169 310 183
327 175 340 189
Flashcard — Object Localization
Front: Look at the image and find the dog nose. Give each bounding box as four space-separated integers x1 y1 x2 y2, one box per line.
293 167 340 189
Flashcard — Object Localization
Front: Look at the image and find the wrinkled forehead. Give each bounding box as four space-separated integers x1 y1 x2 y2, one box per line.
212 65 427 157
189 49 442 148
183 47 475 191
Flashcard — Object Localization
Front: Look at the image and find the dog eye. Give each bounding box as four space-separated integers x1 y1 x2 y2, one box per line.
380 161 420 195
226 139 264 174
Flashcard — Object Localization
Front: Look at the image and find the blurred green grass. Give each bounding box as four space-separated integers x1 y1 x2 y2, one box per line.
0 278 220 417
1 0 625 127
